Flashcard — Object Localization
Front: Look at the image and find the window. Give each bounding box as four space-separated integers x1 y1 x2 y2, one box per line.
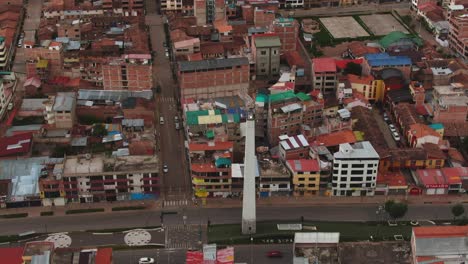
350 177 363 182
367 170 373 174
298 177 305 181
352 164 365 168
351 170 364 175
261 50 266 55
308 184 316 188
341 164 348 168
340 183 346 188
273 50 277 55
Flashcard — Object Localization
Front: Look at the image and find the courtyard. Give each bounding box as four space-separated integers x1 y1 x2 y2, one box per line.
319 16 370 39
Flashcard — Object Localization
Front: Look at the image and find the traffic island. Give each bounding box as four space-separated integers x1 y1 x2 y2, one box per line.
65 208 105 215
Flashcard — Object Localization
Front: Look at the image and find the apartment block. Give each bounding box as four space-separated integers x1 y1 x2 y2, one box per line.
56 19 81 40
194 0 207 25
252 34 281 77
448 11 468 60
272 18 299 53
268 91 324 146
24 41 64 79
43 92 76 129
101 0 144 16
432 84 468 123
62 155 160 203
189 142 233 198
173 38 201 56
177 57 250 100
161 0 183 12
254 8 276 27
332 141 380 196
0 72 16 121
312 58 338 94
0 37 8 69
287 159 320 196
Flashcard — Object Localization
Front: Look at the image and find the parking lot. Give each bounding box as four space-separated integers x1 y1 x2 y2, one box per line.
360 14 409 35
320 16 370 39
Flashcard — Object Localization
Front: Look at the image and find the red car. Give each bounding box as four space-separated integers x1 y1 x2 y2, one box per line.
266 251 283 258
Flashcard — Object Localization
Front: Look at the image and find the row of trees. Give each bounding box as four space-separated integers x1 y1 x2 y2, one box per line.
384 200 466 220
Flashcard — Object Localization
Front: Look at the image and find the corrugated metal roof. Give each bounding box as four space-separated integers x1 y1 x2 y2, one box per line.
254 35 281 48
78 90 153 101
53 92 75 111
269 90 296 103
178 57 249 72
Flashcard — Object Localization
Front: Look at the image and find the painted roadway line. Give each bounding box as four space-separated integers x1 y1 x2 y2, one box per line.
92 232 114 235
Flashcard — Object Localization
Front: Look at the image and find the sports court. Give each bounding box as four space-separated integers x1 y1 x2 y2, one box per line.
320 16 370 39
360 14 409 35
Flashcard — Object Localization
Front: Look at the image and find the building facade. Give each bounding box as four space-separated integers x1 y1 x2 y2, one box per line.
252 34 281 77
332 141 380 196
287 159 320 196
312 58 338 94
448 11 468 60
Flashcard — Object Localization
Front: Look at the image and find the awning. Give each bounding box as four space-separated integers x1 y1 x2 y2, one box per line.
215 158 231 168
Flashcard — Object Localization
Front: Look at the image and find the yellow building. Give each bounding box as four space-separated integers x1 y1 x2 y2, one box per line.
347 74 385 102
287 159 320 196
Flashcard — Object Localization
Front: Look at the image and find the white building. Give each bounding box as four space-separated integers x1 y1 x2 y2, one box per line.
332 141 380 196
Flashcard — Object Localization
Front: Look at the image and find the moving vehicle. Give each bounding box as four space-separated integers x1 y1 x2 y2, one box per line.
267 251 283 258
163 164 168 173
392 131 401 141
138 257 155 264
159 116 164 125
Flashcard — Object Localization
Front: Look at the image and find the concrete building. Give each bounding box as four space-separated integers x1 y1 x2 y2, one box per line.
177 58 250 100
254 8 276 28
161 0 183 12
194 0 207 26
252 34 281 77
312 58 338 94
332 141 380 196
62 155 160 203
432 84 468 123
271 18 299 53
278 134 310 160
173 38 200 56
43 92 76 129
101 0 144 16
0 72 16 120
412 226 468 263
448 11 468 60
287 159 321 196
0 37 8 69
268 91 324 146
24 41 64 79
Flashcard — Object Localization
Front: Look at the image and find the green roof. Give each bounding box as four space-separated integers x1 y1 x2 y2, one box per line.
206 130 215 139
269 91 296 103
379 31 423 49
254 36 281 48
256 94 268 103
295 92 311 101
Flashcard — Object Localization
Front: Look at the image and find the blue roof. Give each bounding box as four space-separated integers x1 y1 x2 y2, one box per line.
429 123 444 130
364 53 412 67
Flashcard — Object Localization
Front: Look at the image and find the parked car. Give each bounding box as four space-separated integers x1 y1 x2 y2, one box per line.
266 251 283 258
392 132 401 141
383 112 389 123
138 257 155 264
159 116 164 125
175 122 180 130
388 124 397 133
163 164 168 173
165 51 169 57
163 42 167 48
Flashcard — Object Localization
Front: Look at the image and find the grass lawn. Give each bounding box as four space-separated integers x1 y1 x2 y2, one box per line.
208 221 412 244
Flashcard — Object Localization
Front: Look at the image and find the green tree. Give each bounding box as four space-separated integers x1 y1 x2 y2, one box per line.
343 62 362 76
452 204 465 219
385 200 408 219
92 124 108 137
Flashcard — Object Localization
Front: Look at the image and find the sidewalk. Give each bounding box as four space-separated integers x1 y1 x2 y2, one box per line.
1 194 466 219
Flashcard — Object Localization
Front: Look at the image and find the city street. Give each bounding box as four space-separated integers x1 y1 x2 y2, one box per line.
114 244 292 264
145 0 190 200
0 204 455 235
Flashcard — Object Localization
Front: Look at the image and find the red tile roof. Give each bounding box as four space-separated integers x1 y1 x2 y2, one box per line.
347 42 380 57
287 159 320 172
95 248 113 264
312 58 336 73
442 167 468 179
409 124 440 139
413 226 468 238
189 142 234 151
313 130 356 147
377 171 407 188
191 163 223 173
187 52 203 61
447 148 466 164
0 133 33 157
0 247 23 264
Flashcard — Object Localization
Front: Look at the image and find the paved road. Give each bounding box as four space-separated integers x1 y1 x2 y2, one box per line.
0 204 454 235
145 0 190 200
280 2 410 17
114 244 293 264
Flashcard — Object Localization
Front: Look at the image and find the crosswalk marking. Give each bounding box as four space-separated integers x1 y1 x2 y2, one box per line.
163 199 189 208
157 96 175 103
165 224 200 249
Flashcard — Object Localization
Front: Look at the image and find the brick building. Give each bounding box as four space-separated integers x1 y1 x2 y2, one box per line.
177 57 250 100
271 18 299 53
278 134 310 160
101 0 144 16
448 11 468 60
254 8 276 27
24 41 64 79
268 91 324 146
287 159 320 196
101 54 152 90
